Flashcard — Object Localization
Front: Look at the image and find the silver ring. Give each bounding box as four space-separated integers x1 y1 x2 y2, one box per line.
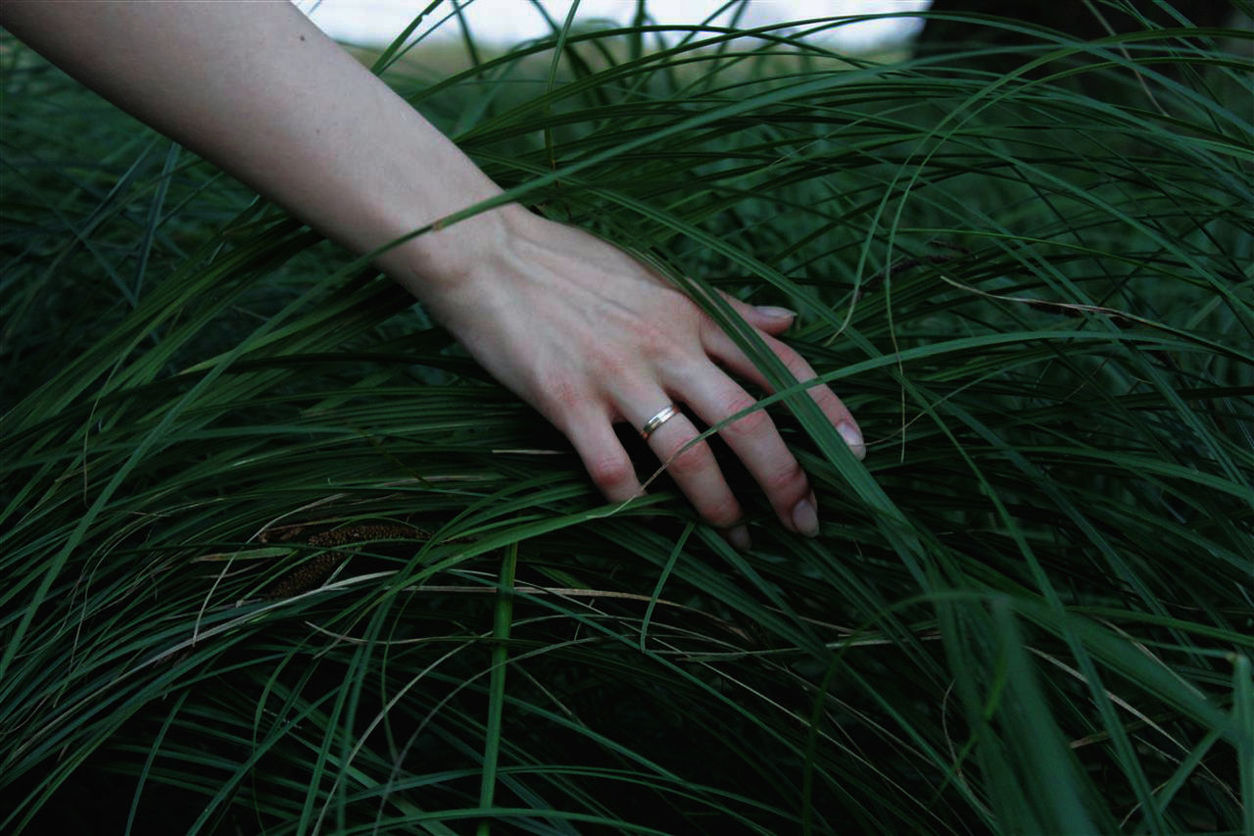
640 404 680 439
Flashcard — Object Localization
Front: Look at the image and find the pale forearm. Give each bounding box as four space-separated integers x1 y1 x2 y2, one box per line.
0 0 523 291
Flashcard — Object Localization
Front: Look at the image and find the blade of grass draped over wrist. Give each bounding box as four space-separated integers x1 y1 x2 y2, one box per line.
2 1 1252 833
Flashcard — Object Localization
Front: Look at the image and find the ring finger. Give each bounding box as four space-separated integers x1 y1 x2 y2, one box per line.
624 392 746 537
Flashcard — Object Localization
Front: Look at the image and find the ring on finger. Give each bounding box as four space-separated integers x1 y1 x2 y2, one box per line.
640 403 680 439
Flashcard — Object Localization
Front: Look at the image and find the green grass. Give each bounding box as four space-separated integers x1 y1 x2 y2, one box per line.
2 3 1252 833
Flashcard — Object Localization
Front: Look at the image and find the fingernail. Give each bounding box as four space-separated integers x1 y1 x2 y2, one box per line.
792 494 819 537
727 524 751 552
838 422 865 460
754 305 797 321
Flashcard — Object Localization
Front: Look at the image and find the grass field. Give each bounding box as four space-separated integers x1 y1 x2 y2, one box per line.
2 4 1252 834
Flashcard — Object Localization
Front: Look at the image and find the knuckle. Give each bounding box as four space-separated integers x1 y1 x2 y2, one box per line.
538 374 586 417
585 346 632 380
701 500 742 528
586 453 635 492
811 385 845 414
636 321 670 351
638 325 683 365
762 468 812 506
665 438 711 476
772 340 805 369
696 308 726 342
763 458 808 499
718 395 771 439
777 347 818 385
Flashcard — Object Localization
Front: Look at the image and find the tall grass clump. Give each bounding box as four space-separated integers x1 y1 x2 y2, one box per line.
2 2 1251 833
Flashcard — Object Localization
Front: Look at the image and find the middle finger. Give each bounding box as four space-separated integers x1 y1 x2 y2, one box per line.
623 391 746 534
666 361 819 537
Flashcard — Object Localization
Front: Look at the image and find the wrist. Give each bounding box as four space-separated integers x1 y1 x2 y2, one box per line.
384 200 537 300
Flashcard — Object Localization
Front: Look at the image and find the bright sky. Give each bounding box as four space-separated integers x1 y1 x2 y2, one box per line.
298 0 931 52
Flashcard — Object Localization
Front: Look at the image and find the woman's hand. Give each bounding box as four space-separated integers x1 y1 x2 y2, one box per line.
417 211 866 548
0 1 865 547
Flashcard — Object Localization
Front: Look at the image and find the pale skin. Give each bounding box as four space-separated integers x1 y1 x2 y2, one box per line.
1 1 866 549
